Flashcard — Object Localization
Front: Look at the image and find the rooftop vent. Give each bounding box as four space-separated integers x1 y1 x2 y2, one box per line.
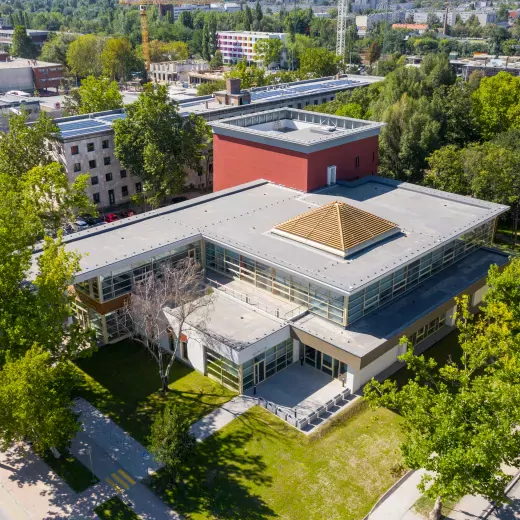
272 201 400 258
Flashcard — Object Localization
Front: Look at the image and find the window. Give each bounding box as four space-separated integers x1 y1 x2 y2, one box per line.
91 176 99 185
93 193 100 204
120 169 127 178
355 156 360 168
73 163 81 172
122 185 128 197
105 172 113 182
102 139 109 149
297 103 302 109
71 145 79 155
87 142 95 152
313 99 318 105
135 182 142 193
104 156 111 166
89 159 97 169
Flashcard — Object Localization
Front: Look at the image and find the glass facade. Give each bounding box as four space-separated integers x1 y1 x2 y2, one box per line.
73 301 127 345
242 338 293 391
206 349 240 391
75 243 201 303
304 345 348 379
206 243 345 325
409 314 446 347
347 220 494 325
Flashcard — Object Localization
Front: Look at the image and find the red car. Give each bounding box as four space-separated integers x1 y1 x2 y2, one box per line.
104 213 120 223
119 210 136 218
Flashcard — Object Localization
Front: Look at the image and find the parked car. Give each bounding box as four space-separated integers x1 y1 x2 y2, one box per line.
74 218 89 231
171 196 188 204
62 223 75 235
119 210 136 218
104 213 120 223
81 214 104 226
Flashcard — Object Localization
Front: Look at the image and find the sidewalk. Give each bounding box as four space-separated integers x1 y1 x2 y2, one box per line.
189 395 257 442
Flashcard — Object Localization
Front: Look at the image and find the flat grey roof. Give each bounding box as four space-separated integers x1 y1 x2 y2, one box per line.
211 108 385 153
32 177 508 293
166 290 286 351
292 247 509 360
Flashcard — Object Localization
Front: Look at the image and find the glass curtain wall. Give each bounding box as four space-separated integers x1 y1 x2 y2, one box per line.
347 220 494 325
75 243 201 303
408 314 446 347
242 338 293 391
205 243 345 325
206 349 240 391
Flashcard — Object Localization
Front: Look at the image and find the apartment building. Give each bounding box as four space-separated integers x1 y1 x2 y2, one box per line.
50 114 141 209
150 59 209 84
356 12 405 35
0 29 49 48
409 10 497 26
37 108 509 431
217 31 287 66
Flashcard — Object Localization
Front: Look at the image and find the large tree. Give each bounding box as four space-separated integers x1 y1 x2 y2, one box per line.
299 47 338 78
40 32 78 67
113 83 210 204
64 76 124 116
0 347 81 454
101 37 135 81
66 34 105 78
11 25 37 59
120 258 214 392
201 12 217 61
254 38 284 68
365 259 520 520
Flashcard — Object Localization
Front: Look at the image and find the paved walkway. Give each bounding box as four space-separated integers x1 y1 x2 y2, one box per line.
74 398 160 480
71 431 180 520
189 395 257 442
0 443 108 519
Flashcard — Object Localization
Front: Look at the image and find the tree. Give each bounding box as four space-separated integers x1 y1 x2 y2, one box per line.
120 258 214 392
201 13 217 61
365 263 520 520
148 40 189 63
113 84 210 204
227 59 267 88
22 163 95 233
196 79 225 96
299 47 338 78
149 403 196 482
0 347 81 455
254 38 284 67
177 10 193 29
209 50 223 69
366 41 382 65
39 32 77 67
11 25 37 59
472 72 520 139
66 34 105 78
101 37 135 81
64 76 123 116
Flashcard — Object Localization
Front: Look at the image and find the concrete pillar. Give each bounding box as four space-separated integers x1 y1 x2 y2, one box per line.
346 365 356 392
445 304 457 327
292 339 301 363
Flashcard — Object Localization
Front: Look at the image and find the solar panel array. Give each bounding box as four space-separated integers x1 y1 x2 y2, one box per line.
58 113 127 139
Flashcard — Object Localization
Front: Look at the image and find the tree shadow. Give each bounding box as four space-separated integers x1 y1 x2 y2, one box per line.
148 427 277 520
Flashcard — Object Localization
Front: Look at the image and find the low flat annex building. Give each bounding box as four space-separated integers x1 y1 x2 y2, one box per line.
34 169 509 406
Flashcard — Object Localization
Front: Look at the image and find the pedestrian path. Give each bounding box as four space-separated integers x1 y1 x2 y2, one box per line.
189 395 257 442
74 398 160 480
71 430 180 520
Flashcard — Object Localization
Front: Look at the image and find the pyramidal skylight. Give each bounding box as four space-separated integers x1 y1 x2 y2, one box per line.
272 201 400 257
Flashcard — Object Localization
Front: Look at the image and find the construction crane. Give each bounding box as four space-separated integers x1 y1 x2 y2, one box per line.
336 0 349 58
119 0 212 72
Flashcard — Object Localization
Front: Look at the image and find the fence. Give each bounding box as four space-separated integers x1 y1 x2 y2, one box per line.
256 387 351 431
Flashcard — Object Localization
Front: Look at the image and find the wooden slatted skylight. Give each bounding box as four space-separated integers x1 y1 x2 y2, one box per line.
272 201 399 257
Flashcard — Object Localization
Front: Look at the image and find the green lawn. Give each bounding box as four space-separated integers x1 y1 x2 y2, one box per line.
43 450 99 492
74 340 235 446
94 496 140 520
148 401 405 520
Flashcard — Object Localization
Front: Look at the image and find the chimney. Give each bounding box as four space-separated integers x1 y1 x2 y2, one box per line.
226 78 241 95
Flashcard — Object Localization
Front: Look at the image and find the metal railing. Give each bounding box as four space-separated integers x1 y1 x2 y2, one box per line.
254 388 351 431
206 277 306 321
